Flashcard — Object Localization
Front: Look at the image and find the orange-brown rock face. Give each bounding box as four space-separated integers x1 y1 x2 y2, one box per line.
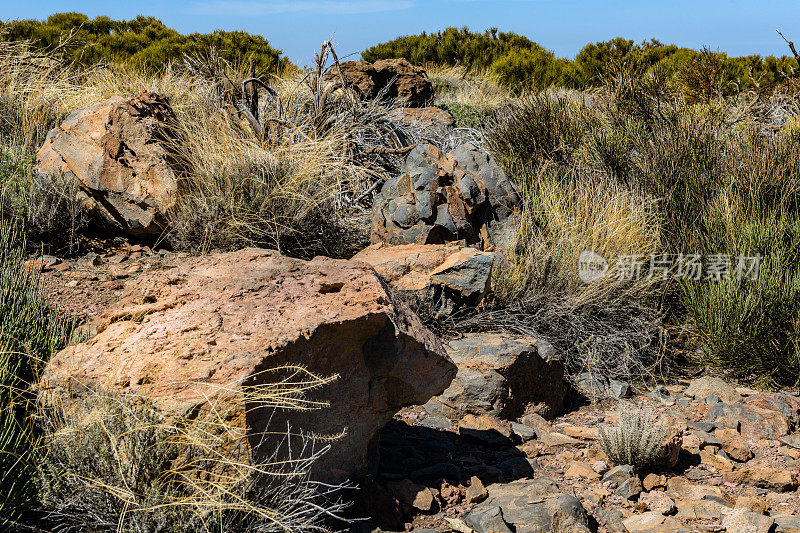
36 92 179 238
40 248 456 483
330 58 434 107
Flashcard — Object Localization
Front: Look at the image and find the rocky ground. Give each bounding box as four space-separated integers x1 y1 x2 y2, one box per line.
31 245 800 533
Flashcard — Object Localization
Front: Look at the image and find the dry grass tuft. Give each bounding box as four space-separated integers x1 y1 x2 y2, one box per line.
37 366 349 532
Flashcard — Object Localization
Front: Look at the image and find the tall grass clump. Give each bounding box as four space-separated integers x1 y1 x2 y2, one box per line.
0 222 72 527
166 44 435 257
0 144 87 248
427 65 510 129
473 93 667 381
0 38 432 257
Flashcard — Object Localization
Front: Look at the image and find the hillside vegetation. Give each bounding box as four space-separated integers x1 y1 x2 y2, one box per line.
364 27 799 93
0 12 292 74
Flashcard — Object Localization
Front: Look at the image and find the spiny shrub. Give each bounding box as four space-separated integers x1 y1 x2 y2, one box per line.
0 222 72 527
599 404 669 472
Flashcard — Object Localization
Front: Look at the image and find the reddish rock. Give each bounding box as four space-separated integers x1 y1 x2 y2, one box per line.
565 461 601 480
734 495 767 515
37 92 180 238
519 412 554 437
385 479 436 512
465 475 488 504
330 58 434 107
643 474 667 491
705 393 799 440
640 491 677 515
721 508 774 533
715 428 754 462
622 511 687 532
726 462 799 492
39 248 456 483
699 449 734 472
655 425 683 468
458 413 515 445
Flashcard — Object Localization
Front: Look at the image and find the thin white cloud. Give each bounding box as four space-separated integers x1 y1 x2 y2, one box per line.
194 0 415 15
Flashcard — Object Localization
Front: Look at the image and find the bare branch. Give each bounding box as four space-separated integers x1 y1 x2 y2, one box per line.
777 30 800 62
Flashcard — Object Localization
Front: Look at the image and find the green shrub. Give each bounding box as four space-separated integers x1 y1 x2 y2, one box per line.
633 112 725 250
0 222 72 527
0 13 292 74
362 27 540 72
680 128 800 385
489 48 571 91
485 93 587 170
366 31 798 93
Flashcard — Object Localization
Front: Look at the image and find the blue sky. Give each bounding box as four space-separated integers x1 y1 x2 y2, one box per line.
2 1 800 67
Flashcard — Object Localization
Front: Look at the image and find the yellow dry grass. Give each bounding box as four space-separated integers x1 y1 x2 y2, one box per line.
425 64 511 110
38 366 346 531
494 165 663 306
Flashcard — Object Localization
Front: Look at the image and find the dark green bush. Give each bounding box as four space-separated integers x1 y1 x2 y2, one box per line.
365 30 798 94
362 27 539 72
0 13 292 74
489 48 572 92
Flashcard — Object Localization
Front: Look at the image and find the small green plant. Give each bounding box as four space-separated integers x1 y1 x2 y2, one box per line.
599 404 669 472
439 101 490 129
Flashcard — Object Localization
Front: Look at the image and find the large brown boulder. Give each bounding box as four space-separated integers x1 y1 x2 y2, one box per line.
331 58 433 107
372 143 522 251
36 92 180 238
39 248 456 483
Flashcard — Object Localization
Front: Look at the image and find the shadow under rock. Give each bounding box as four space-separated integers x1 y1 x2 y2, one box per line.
350 418 538 530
